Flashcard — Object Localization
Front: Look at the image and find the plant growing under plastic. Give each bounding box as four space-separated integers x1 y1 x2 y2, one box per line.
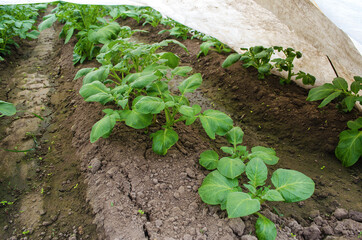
198 127 315 240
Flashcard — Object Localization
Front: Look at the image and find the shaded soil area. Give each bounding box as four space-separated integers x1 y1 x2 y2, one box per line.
0 10 361 240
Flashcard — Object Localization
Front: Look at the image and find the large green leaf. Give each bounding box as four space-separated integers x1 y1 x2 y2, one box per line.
159 52 179 68
347 117 362 131
83 67 109 85
64 27 74 44
335 129 362 167
74 67 94 80
344 96 357 112
199 109 233 139
271 169 315 202
133 96 165 114
217 157 245 179
262 189 284 202
178 73 202 94
222 53 241 68
198 170 238 205
0 100 16 116
249 146 279 165
88 22 121 44
199 150 219 170
79 81 112 105
332 77 348 91
226 127 244 146
90 111 119 143
130 73 158 89
318 91 341 108
255 214 277 240
38 14 56 31
150 128 178 155
120 110 152 129
307 83 336 101
226 192 260 218
246 158 268 187
171 66 193 77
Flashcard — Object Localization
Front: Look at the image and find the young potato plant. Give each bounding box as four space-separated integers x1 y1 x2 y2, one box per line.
199 127 315 240
0 4 44 59
335 117 362 167
307 76 362 112
222 46 274 79
272 46 315 85
197 36 231 58
39 3 116 64
159 18 192 40
78 63 233 155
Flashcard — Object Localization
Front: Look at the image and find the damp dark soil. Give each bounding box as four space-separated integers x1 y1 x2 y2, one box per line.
0 10 361 240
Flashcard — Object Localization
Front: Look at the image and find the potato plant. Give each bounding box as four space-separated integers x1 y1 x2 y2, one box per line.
198 127 315 240
197 36 231 58
0 4 45 60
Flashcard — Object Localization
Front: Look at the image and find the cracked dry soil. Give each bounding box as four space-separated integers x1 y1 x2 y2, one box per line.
1 10 362 240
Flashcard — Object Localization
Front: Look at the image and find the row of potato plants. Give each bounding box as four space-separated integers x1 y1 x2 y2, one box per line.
38 4 315 239
0 3 48 116
222 46 361 167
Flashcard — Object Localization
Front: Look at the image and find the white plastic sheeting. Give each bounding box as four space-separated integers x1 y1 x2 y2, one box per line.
1 0 361 90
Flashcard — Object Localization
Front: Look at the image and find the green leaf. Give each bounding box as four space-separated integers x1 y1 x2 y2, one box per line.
221 146 234 155
79 81 112 105
130 73 158 89
83 67 109 85
74 68 94 80
38 14 56 31
246 158 268 187
307 83 337 101
0 100 16 116
217 157 245 179
255 214 277 240
178 73 202 94
147 81 169 96
199 109 233 139
226 127 244 146
272 169 315 202
350 81 361 94
226 192 260 218
64 27 74 44
199 150 219 170
26 30 40 39
159 52 179 68
150 128 178 155
171 66 193 77
262 189 284 202
332 77 348 91
90 111 119 143
198 170 239 205
335 129 362 167
222 53 241 68
354 76 362 83
88 22 121 44
347 118 362 130
134 96 165 114
249 146 279 165
344 96 356 112
258 63 272 74
120 110 152 129
179 104 201 117
318 91 341 108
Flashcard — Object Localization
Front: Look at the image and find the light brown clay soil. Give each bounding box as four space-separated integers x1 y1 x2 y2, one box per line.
0 11 361 240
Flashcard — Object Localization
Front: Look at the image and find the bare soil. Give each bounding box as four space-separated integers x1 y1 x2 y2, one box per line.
0 12 361 240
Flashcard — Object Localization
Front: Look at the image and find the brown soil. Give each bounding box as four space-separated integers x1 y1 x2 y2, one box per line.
0 10 361 240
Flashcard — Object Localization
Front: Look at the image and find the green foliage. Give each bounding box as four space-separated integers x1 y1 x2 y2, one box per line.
197 36 231 58
272 47 315 85
0 100 16 117
335 118 362 167
159 18 192 40
0 4 43 59
307 76 361 112
198 126 315 240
